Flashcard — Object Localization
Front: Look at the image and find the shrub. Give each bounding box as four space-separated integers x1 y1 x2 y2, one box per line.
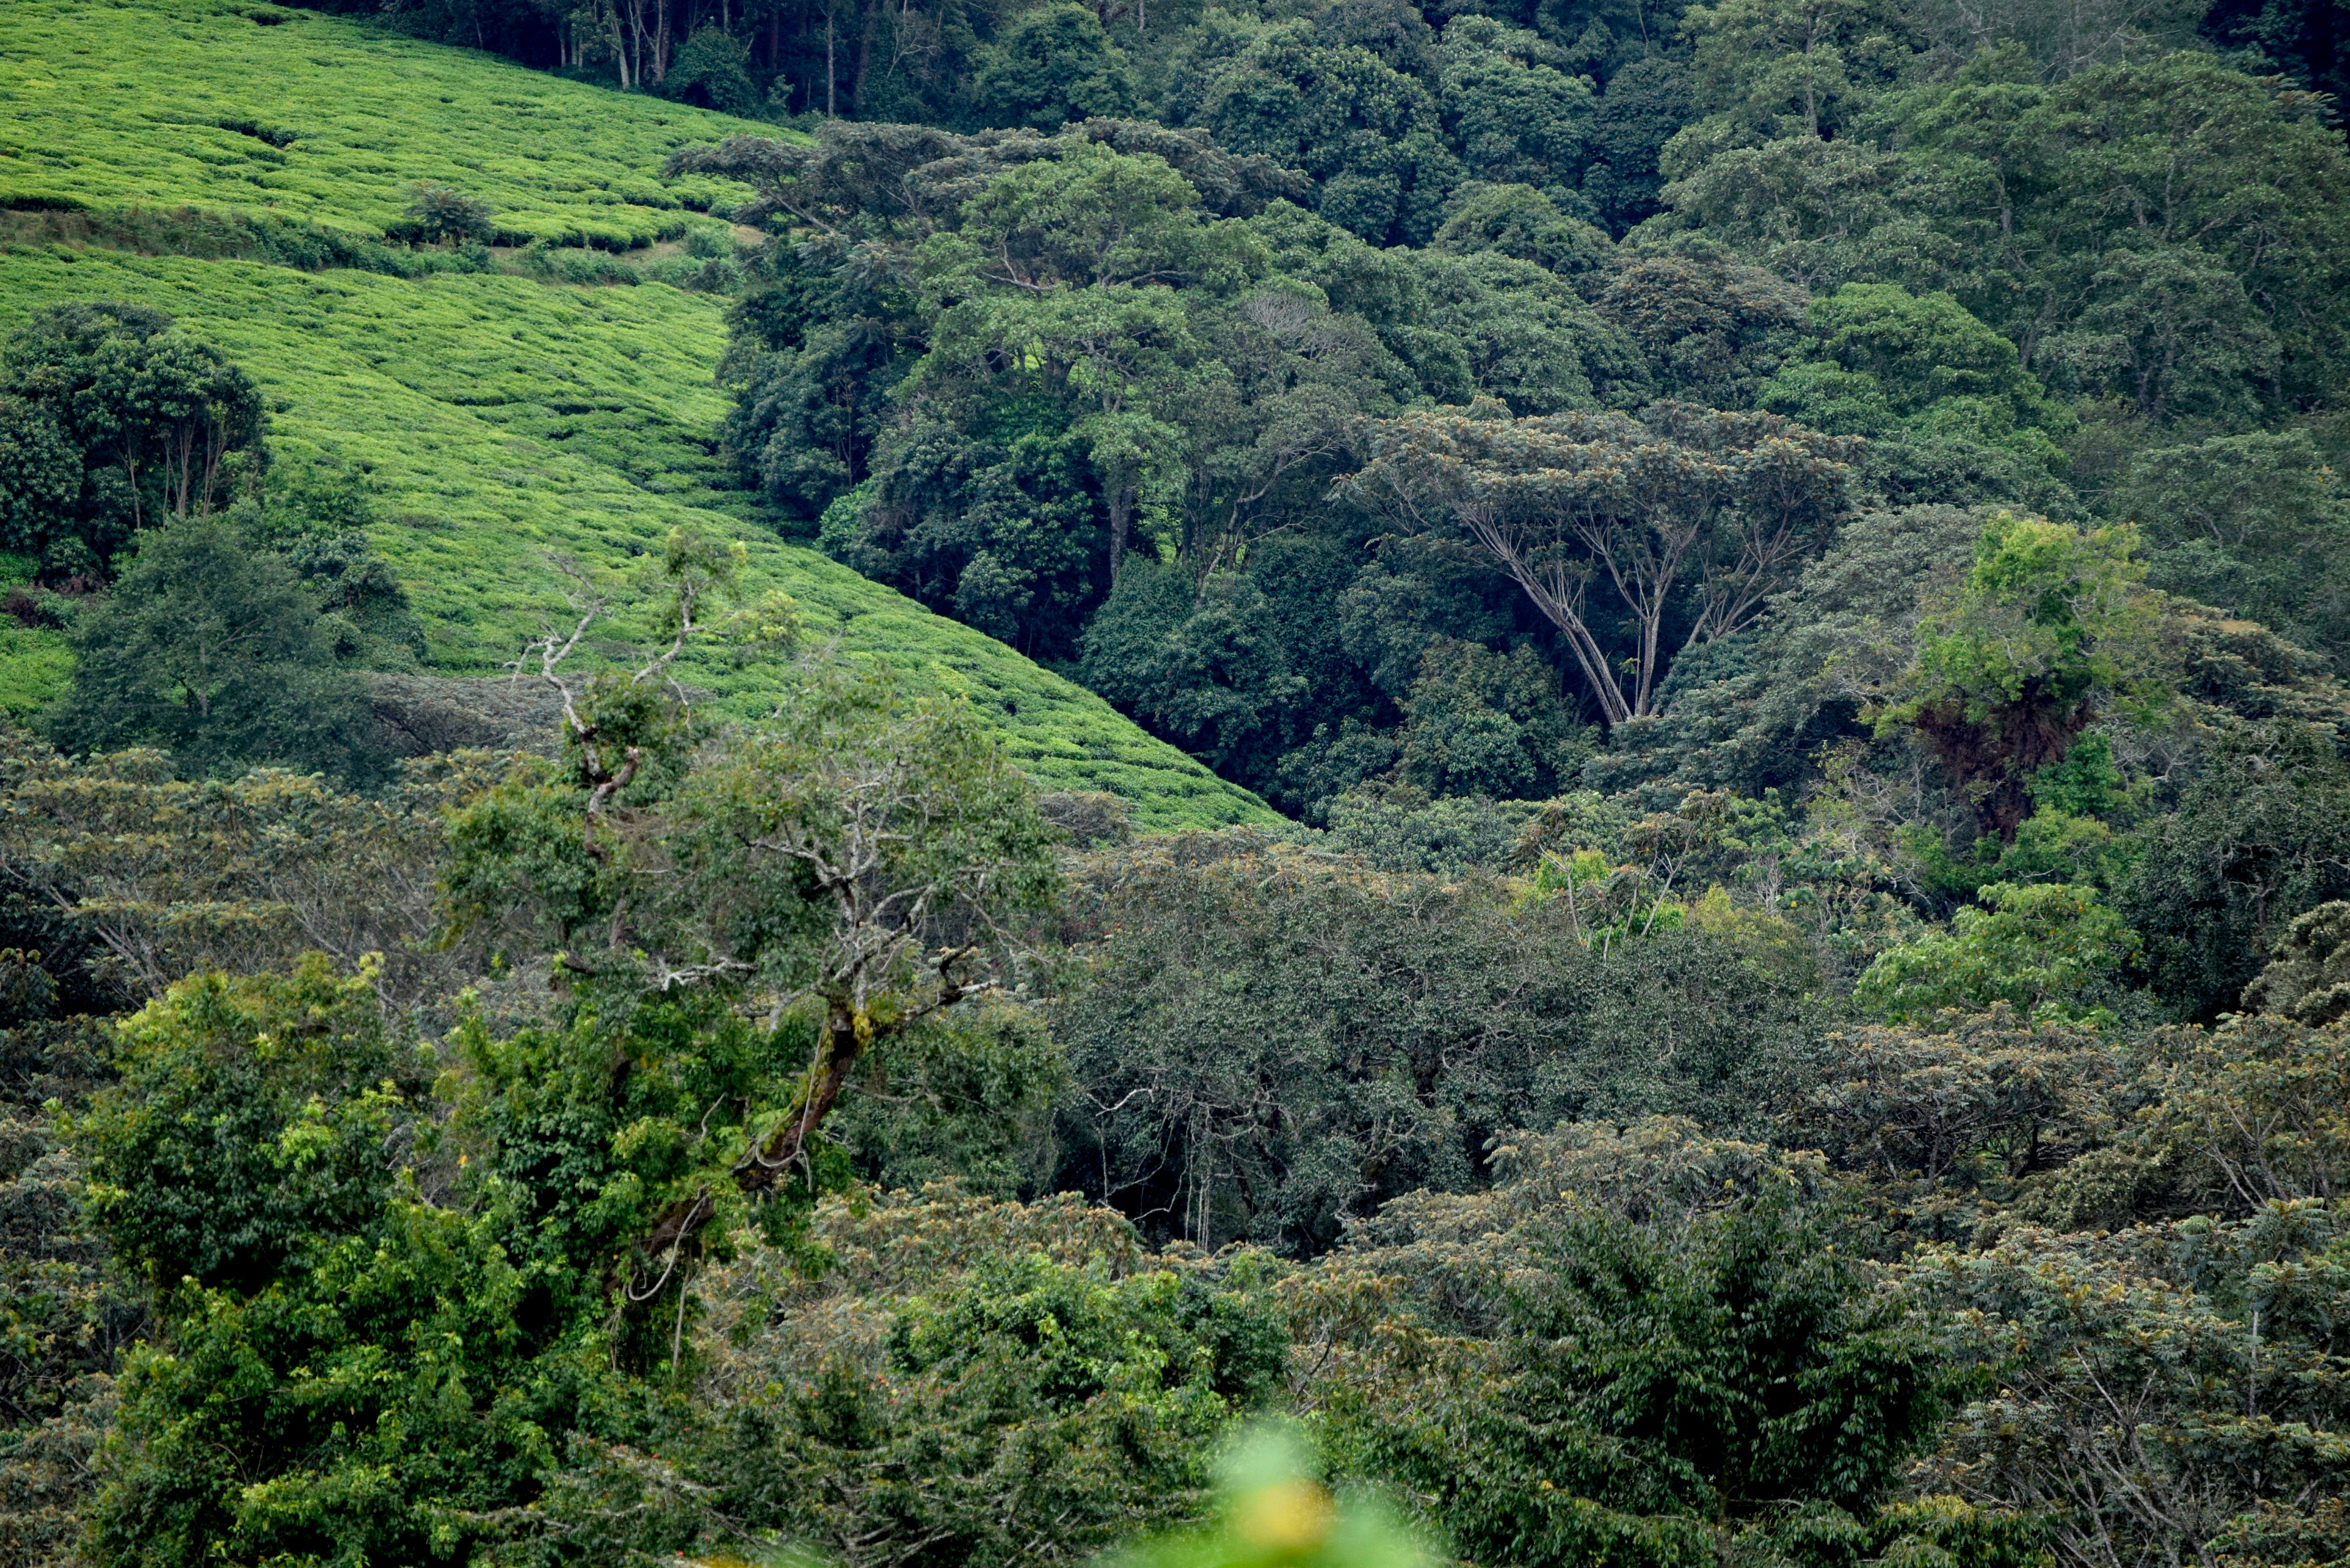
44 518 388 783
398 180 495 245
1854 881 2139 1024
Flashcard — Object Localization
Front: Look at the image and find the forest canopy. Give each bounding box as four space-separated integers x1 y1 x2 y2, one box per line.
619 1 2350 824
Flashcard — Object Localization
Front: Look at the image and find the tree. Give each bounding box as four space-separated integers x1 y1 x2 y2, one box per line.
2242 901 2350 1026
1436 17 1596 207
68 962 558 1568
2205 0 2350 107
1908 1204 2350 1568
0 889 133 1563
1682 0 1925 143
1347 403 1858 725
1652 131 1931 294
1785 1011 2120 1189
1431 182 1614 278
936 139 1229 291
2126 1014 2350 1214
1309 1121 1960 1566
1890 53 2350 415
1078 560 1306 778
0 399 83 568
1781 283 2067 433
972 4 1135 130
2124 721 2350 1021
1171 12 1461 247
1048 835 1819 1253
1391 637 1588 800
2044 244 2280 425
1179 288 1399 586
1918 0 2204 76
685 123 1301 543
2110 429 2350 660
1884 511 2154 837
0 737 505 1009
0 305 266 575
1406 250 1650 414
1586 55 1697 233
1755 286 2076 508
45 519 386 784
671 1191 1289 1568
660 25 759 113
1852 882 2140 1024
904 145 1224 585
729 287 919 526
399 180 496 245
1595 247 1804 405
446 540 1057 1278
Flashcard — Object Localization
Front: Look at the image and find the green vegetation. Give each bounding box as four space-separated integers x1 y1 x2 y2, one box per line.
0 626 71 714
0 299 267 578
0 0 765 250
0 0 1277 825
6 620 2350 1566
10 0 2350 1565
47 517 387 782
693 42 2350 818
0 255 1273 825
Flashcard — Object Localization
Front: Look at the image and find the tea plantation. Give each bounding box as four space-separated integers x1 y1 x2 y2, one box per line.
0 1 1275 828
1 0 756 248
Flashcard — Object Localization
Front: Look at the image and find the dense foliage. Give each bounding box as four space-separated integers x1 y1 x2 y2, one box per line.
10 0 2350 1563
628 2 2350 826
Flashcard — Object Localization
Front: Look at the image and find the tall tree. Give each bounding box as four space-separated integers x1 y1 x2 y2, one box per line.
1348 403 1857 724
0 305 266 577
445 537 1058 1275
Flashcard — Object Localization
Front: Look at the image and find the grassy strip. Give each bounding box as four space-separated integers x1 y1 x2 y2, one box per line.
0 0 781 250
0 249 1275 827
0 627 72 717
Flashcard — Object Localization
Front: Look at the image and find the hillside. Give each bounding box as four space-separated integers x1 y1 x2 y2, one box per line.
0 0 756 248
0 0 1277 829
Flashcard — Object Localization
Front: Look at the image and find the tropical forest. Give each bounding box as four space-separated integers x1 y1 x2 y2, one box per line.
2 0 2348 1563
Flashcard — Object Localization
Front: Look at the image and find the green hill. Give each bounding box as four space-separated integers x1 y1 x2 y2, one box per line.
0 0 1276 830
1 0 757 248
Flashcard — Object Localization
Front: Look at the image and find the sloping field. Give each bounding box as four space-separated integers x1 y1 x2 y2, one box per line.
0 0 755 248
0 3 1277 828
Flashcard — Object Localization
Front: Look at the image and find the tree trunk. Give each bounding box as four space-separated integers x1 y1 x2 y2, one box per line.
1460 508 1632 724
1108 488 1131 586
170 422 193 519
853 0 878 116
606 0 633 88
1632 593 1664 717
634 999 865 1264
